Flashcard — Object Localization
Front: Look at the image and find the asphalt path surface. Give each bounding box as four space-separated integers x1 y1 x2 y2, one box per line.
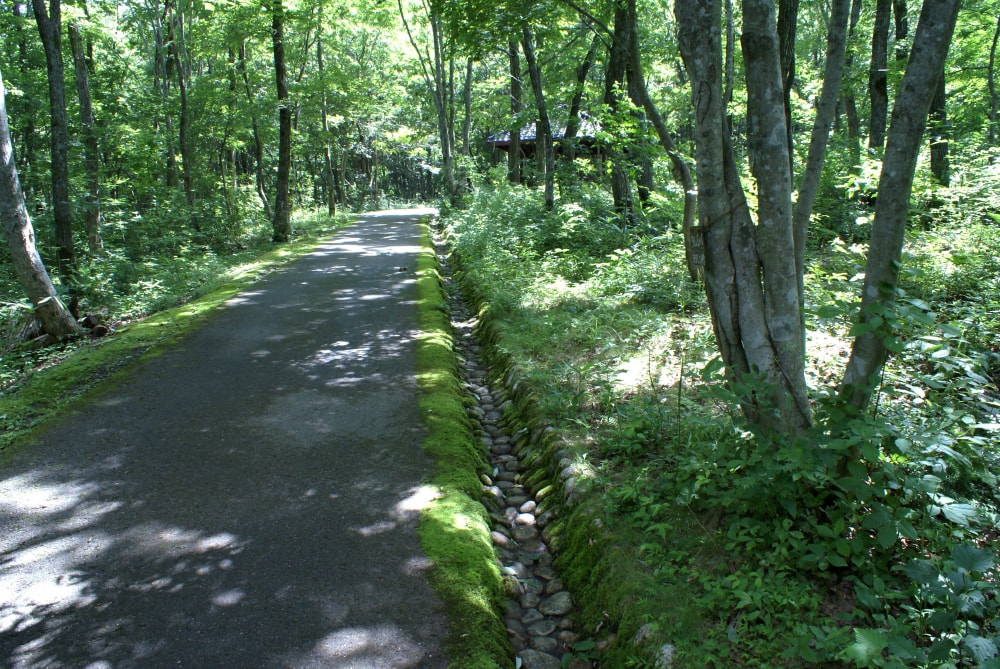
0 210 449 668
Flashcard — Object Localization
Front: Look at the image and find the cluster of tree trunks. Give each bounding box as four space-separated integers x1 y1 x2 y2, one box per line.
674 0 960 435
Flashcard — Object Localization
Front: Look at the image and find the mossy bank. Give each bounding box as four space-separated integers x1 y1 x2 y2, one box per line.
413 218 512 668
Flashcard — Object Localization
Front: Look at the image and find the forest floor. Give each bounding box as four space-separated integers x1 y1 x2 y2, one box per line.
0 210 452 668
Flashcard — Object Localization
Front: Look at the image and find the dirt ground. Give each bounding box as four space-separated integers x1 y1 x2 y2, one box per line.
0 210 449 668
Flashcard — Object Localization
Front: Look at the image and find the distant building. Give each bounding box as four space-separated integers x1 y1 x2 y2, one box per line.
486 113 600 158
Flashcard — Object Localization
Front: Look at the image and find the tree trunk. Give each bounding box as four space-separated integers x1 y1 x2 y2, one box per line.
724 0 735 107
151 1 178 189
564 31 601 163
604 1 636 223
32 0 75 284
777 0 799 173
272 0 292 242
792 0 851 302
522 27 555 211
893 0 909 61
238 41 272 219
0 68 82 339
431 14 456 202
317 36 336 216
928 66 949 186
741 0 810 430
625 0 700 279
167 5 195 213
398 0 455 201
842 0 961 410
868 0 891 149
676 0 811 435
508 39 522 184
68 18 102 255
462 58 473 156
841 0 864 168
989 15 999 147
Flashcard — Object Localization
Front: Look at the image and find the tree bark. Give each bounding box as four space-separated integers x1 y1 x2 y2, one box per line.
32 0 76 283
238 41 272 219
508 40 522 184
841 0 864 167
625 0 699 279
842 0 961 410
462 58 473 156
676 0 811 435
272 0 292 241
522 27 555 211
868 0 891 149
604 1 636 223
893 0 909 61
990 15 999 147
398 0 455 202
317 36 336 216
928 66 949 185
151 0 178 189
167 4 194 213
564 31 601 163
741 0 810 430
777 0 799 173
68 17 102 255
0 68 82 338
792 0 851 301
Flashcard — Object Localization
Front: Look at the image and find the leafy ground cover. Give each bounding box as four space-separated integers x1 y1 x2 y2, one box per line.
442 155 1000 668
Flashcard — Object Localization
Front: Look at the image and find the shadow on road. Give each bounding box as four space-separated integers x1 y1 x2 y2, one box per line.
0 212 448 668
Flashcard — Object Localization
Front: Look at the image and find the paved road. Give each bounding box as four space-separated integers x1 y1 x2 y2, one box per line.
0 210 449 668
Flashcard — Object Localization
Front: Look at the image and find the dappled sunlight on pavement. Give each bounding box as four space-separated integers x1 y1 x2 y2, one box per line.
0 211 447 668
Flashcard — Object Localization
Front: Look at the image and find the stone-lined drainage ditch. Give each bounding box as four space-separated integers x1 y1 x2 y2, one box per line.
436 241 594 669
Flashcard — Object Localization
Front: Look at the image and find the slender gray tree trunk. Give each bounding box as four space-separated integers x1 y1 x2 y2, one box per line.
32 0 76 283
272 0 292 241
676 0 810 435
777 0 799 173
68 18 102 255
563 31 600 163
522 27 555 211
868 0 891 149
989 16 999 147
462 59 473 156
792 0 851 302
894 0 909 61
167 5 195 213
604 1 636 223
238 42 272 219
0 68 82 338
842 0 961 410
625 0 699 279
508 40 522 184
928 67 949 185
317 36 336 216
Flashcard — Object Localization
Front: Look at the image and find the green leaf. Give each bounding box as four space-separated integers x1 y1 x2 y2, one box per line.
828 553 848 568
927 637 957 662
942 502 979 527
887 633 919 660
877 522 897 549
846 628 888 663
836 538 852 557
862 508 891 530
897 521 918 541
952 544 995 573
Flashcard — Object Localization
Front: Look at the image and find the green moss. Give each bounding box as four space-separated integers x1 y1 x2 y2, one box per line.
413 221 512 669
0 223 351 455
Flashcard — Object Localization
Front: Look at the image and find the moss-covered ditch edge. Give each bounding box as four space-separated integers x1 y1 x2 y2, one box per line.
413 219 513 668
447 238 676 667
